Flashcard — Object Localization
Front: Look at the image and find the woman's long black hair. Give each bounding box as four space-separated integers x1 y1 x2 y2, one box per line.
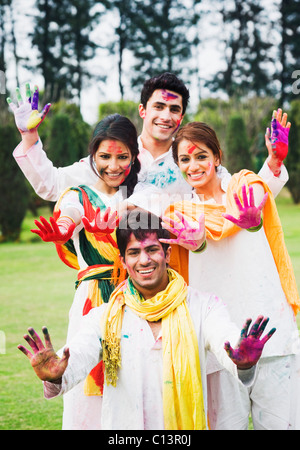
89 114 141 197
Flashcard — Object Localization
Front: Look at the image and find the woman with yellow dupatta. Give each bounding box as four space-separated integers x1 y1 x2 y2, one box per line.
162 118 300 430
31 114 140 430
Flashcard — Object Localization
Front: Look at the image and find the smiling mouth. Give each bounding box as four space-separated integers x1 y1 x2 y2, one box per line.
137 267 155 275
154 123 173 130
104 172 123 178
188 172 205 180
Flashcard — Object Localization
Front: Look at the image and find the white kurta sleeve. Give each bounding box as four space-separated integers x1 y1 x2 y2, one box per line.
13 139 98 201
43 307 104 399
258 159 288 198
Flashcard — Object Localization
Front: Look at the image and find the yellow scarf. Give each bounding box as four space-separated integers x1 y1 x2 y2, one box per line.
165 169 300 316
101 269 206 430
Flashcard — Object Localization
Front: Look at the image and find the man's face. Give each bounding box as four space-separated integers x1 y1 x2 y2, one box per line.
121 232 171 299
139 89 184 142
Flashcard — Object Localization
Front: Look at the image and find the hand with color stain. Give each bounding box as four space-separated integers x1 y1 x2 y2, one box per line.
82 207 120 236
160 211 205 251
18 327 69 382
271 113 290 161
224 316 276 370
7 83 51 133
223 184 268 230
265 108 291 176
31 215 76 245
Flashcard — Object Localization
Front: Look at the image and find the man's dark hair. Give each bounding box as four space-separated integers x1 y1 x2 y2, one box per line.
140 72 190 115
116 208 170 258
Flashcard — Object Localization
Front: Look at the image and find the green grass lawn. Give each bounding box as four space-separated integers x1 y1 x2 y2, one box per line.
0 191 299 430
0 208 75 430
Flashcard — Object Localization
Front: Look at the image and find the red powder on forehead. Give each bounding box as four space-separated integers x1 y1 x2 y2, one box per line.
161 89 178 101
187 145 197 154
106 141 123 154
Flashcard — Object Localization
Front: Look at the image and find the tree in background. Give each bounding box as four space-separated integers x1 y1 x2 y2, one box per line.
225 114 254 174
45 100 92 167
0 122 29 241
206 0 274 98
107 0 137 99
0 0 11 91
128 0 200 92
28 0 69 102
29 0 106 106
98 100 142 134
286 100 300 203
278 0 300 104
61 0 106 107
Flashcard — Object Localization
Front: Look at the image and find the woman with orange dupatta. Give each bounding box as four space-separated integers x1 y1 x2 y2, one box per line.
162 116 300 430
31 114 140 430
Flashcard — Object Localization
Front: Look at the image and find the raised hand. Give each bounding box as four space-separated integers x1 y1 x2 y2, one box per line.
271 113 290 161
7 83 51 133
31 215 76 244
81 207 119 236
160 211 205 251
224 316 276 370
18 327 69 382
265 108 291 176
223 184 268 230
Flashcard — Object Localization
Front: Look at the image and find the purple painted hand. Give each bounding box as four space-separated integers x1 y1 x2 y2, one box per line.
271 116 290 162
265 108 291 176
224 316 276 370
160 211 205 251
81 207 119 237
223 184 268 230
18 327 69 382
7 83 51 132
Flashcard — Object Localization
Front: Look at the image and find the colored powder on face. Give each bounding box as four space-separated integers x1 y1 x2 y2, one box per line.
161 89 178 101
172 116 182 135
187 145 197 154
106 141 123 154
206 162 213 175
120 160 133 183
181 171 187 180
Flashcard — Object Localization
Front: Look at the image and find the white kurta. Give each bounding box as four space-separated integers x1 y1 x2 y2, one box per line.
187 184 300 429
188 189 298 363
44 287 256 430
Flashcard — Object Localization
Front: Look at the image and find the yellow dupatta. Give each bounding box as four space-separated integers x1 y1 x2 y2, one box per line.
101 269 206 430
165 169 300 316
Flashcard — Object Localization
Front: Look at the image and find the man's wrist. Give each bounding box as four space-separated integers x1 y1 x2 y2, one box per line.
267 156 282 177
21 129 40 152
